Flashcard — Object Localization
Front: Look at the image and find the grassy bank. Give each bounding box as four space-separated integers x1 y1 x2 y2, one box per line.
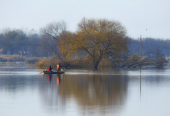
34 56 112 69
34 55 169 69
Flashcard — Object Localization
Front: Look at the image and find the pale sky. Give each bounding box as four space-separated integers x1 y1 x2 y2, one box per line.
0 0 170 39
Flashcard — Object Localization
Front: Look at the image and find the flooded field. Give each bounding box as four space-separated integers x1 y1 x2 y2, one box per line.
0 63 170 116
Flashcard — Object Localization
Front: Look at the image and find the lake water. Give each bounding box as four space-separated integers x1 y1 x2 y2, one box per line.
0 66 170 116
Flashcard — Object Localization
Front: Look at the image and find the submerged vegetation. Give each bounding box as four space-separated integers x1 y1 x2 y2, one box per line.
0 18 169 69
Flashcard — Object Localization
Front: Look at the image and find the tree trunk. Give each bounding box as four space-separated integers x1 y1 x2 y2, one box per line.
93 60 100 70
93 64 98 70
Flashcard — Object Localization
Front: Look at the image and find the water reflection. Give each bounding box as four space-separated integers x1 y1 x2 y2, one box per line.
1 68 170 116
0 75 41 92
56 74 61 86
48 74 51 82
39 74 128 115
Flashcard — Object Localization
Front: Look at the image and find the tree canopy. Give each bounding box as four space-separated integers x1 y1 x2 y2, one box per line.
66 18 128 69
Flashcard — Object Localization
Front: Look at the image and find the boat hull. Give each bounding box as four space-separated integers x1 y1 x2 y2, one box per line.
43 71 64 74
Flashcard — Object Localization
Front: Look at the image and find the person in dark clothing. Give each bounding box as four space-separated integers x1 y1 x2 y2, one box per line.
48 66 52 71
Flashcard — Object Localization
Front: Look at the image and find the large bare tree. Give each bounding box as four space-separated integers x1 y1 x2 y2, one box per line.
39 21 67 60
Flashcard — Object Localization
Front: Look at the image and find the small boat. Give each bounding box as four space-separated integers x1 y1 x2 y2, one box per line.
43 71 64 74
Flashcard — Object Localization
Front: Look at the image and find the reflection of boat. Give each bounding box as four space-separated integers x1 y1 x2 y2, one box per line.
43 71 64 74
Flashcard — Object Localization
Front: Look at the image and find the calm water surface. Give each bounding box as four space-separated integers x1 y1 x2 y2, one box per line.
0 67 170 116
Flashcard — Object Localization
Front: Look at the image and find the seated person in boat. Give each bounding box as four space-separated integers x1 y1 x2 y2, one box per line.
48 66 52 71
56 63 62 71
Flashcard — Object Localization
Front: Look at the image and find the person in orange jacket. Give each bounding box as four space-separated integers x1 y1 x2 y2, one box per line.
56 63 62 71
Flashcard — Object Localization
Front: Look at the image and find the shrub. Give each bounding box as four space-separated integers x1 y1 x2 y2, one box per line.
26 57 40 64
35 56 60 69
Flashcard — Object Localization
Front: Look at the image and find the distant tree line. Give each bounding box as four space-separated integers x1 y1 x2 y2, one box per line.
0 18 169 69
0 29 40 56
128 38 170 57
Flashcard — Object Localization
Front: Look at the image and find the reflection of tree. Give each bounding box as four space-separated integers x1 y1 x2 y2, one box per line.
38 74 62 109
38 74 128 114
58 74 128 112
